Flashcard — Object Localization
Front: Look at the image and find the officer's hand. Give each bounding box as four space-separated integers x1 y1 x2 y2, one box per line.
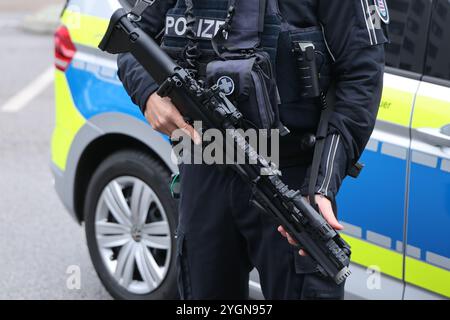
277 194 344 256
145 92 201 144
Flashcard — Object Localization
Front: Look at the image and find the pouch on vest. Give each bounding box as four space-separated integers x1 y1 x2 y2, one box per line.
276 27 333 131
206 51 281 131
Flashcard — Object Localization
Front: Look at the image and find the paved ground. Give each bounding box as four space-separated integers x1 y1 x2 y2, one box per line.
0 0 63 12
0 8 111 300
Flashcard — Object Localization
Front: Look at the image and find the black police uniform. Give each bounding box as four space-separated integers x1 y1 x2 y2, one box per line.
117 0 388 299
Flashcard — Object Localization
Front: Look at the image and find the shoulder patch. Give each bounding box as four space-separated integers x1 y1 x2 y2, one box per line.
374 0 390 24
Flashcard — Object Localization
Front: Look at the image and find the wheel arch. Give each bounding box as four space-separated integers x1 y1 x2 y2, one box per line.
74 133 173 223
56 113 176 223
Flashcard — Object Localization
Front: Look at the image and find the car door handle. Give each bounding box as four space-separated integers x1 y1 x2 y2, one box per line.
415 127 450 148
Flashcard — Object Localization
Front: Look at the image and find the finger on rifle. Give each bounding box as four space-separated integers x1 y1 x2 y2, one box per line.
318 201 344 230
173 112 201 145
278 226 288 238
163 122 180 138
286 233 298 246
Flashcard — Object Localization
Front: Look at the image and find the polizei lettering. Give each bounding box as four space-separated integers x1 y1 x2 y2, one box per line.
165 14 226 40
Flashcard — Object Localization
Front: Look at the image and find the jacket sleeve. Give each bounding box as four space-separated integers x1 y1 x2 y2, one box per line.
302 0 388 201
117 0 176 113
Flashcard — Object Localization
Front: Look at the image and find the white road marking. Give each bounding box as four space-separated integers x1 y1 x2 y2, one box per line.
1 67 54 113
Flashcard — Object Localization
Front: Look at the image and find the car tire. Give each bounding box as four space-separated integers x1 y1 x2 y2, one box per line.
84 149 179 300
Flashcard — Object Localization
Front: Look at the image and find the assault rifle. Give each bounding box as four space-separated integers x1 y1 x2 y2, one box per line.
99 8 351 284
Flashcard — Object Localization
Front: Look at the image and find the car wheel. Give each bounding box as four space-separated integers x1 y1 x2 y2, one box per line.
84 149 178 300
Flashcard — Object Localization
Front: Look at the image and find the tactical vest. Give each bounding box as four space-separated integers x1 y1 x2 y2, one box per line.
156 0 348 203
160 0 333 133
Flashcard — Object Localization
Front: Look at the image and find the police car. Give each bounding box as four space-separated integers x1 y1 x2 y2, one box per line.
51 0 450 299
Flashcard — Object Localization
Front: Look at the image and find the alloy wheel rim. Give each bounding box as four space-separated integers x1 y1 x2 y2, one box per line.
95 176 171 294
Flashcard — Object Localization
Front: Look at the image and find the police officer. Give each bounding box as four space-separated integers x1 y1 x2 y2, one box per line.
118 0 388 299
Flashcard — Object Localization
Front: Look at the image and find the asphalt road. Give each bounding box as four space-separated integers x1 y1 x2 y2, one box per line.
0 11 111 300
0 0 63 12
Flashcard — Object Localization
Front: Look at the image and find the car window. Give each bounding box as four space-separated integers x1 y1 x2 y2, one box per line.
424 0 450 82
385 0 433 74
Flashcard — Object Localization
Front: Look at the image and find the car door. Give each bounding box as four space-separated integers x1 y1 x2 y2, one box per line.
404 0 450 299
338 0 432 299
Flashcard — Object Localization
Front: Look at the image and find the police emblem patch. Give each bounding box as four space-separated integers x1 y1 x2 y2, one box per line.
217 76 235 96
374 0 390 24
